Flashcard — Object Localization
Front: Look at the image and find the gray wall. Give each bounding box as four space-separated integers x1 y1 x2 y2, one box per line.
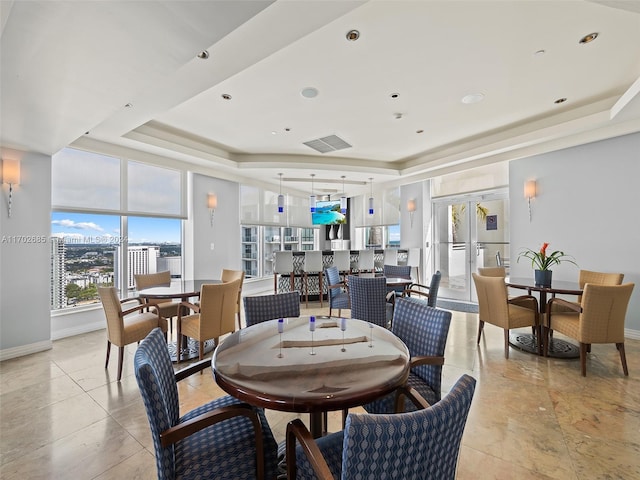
509 132 640 334
0 150 52 355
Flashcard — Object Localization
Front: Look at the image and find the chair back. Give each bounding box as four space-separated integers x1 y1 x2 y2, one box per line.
472 273 509 328
342 374 476 480
274 251 294 274
243 291 301 327
303 250 323 272
427 271 442 307
580 283 634 343
332 250 351 272
134 271 171 289
134 328 181 480
383 248 398 266
477 266 506 277
383 264 411 279
198 280 242 340
357 249 375 272
577 269 624 304
324 266 343 301
348 275 389 327
98 286 125 345
221 268 245 312
393 297 451 401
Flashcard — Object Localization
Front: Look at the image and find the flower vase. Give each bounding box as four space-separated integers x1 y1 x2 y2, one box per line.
337 224 343 239
534 269 552 287
328 225 335 240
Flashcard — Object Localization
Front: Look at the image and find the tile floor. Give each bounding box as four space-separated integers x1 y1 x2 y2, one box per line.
1 302 639 479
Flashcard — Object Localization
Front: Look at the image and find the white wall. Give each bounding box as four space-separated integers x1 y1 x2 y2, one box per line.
509 132 640 334
0 150 53 358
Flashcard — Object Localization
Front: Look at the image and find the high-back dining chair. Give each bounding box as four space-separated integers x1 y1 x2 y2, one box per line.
98 286 167 381
356 249 375 274
134 271 179 332
332 250 351 279
274 251 295 294
324 266 350 317
403 270 442 308
348 275 392 328
287 374 477 480
134 328 278 480
177 279 241 361
364 297 451 414
221 268 245 329
243 291 301 327
547 283 634 376
472 273 539 358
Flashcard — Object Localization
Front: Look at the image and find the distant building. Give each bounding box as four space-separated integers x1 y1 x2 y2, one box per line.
50 237 67 309
115 246 160 290
157 256 181 278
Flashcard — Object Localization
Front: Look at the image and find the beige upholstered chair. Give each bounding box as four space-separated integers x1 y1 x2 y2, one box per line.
472 273 540 358
546 283 634 376
177 279 242 361
134 271 179 332
98 286 167 381
221 268 245 329
477 266 506 277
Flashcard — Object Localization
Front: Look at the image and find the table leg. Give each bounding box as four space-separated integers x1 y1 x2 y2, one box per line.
309 412 325 439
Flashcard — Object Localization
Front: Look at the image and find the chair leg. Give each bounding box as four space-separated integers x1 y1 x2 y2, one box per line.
617 343 629 376
579 343 588 377
117 346 124 382
504 329 510 359
289 272 295 293
318 273 323 308
476 320 484 344
274 274 278 294
199 341 204 362
304 272 309 308
586 343 592 353
543 326 549 357
105 340 111 368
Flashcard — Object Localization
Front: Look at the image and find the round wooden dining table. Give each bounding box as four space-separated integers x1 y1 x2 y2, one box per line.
213 315 410 438
506 277 583 358
137 279 221 362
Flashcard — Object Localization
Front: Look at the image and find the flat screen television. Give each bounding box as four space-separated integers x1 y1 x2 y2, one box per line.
312 199 346 225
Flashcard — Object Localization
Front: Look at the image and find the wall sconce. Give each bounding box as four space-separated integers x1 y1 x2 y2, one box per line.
207 193 217 226
524 180 536 222
407 198 417 228
2 159 20 218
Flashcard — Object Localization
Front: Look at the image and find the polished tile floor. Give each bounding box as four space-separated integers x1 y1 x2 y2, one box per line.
1 302 639 479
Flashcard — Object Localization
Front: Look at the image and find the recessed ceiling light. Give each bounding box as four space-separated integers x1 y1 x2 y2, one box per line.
285 128 291 132
346 30 360 41
416 129 424 134
390 93 400 99
197 50 210 59
301 87 319 98
534 49 546 56
221 94 232 100
271 131 277 135
579 32 598 45
394 113 403 120
124 103 133 108
554 97 567 104
461 93 485 104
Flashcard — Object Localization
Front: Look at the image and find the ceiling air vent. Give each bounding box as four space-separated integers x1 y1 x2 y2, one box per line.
303 135 352 153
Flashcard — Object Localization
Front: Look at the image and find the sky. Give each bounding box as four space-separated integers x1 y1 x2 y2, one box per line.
51 212 181 244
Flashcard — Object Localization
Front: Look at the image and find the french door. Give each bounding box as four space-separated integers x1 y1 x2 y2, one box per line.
433 191 509 302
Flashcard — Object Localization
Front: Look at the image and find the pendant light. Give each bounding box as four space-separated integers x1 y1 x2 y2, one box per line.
277 173 285 213
368 177 374 215
309 174 317 213
340 175 347 214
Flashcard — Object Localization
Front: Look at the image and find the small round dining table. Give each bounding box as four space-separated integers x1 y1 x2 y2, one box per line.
137 279 222 362
506 277 583 358
212 315 410 438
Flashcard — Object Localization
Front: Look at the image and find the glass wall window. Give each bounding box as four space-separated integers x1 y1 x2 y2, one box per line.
51 148 185 310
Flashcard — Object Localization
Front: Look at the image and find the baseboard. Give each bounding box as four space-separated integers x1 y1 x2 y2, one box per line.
0 339 52 362
625 328 640 340
51 321 105 341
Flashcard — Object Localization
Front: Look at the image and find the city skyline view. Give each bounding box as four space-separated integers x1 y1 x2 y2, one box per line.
51 212 181 244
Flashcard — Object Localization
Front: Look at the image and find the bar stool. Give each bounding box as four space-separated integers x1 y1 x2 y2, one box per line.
274 251 294 294
303 250 323 308
332 250 351 280
407 247 421 283
383 248 398 266
357 249 375 274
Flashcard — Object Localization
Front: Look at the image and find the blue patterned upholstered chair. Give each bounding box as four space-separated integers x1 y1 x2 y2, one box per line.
347 275 392 328
364 297 451 413
243 291 301 327
324 266 350 317
287 374 476 480
403 270 442 308
383 264 412 296
134 328 278 480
